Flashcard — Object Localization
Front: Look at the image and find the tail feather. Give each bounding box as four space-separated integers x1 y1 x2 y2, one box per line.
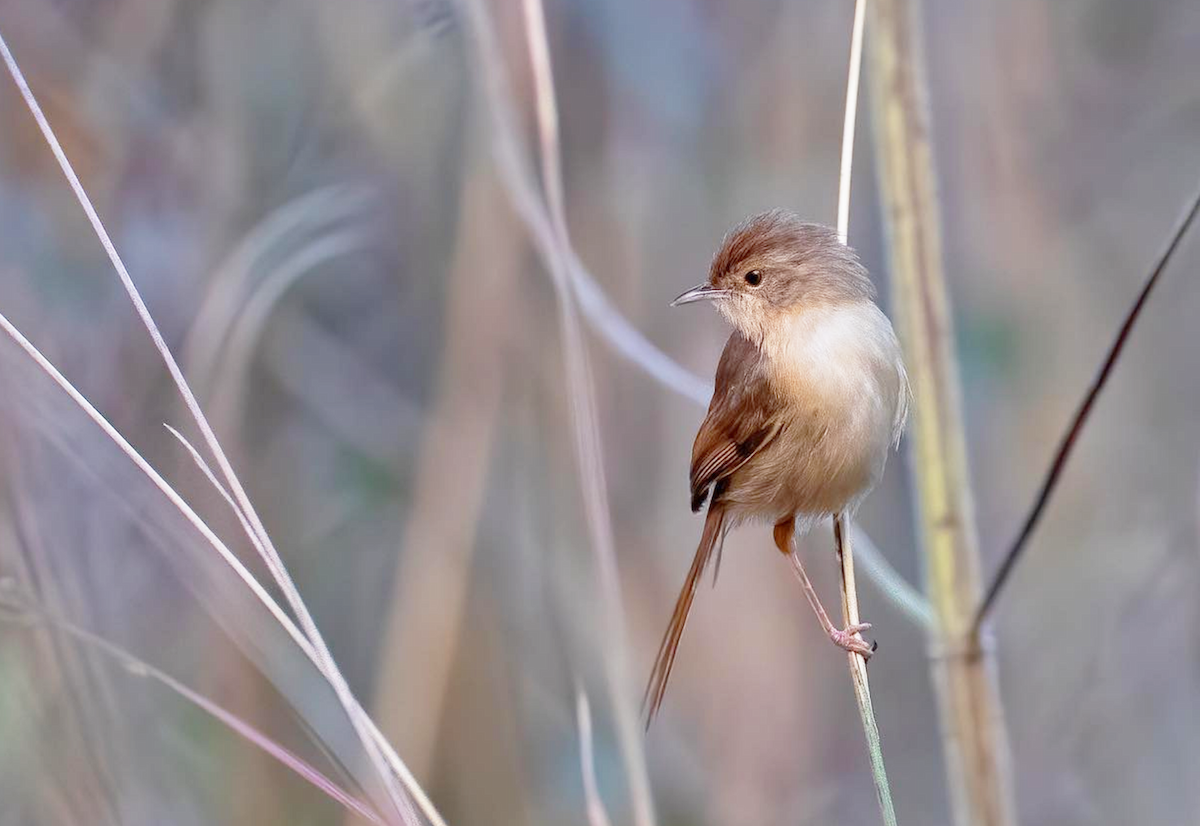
642 506 727 728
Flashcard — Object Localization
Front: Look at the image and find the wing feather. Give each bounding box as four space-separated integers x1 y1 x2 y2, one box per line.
689 331 782 511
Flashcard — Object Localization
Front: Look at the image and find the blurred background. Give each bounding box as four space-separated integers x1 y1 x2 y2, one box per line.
1 0 1199 824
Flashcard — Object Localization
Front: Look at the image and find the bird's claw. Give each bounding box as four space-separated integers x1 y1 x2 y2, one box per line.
829 622 875 659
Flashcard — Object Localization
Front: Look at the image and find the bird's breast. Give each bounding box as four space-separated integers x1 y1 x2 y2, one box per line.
732 302 905 519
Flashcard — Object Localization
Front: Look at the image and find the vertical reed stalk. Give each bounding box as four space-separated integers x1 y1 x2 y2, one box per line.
834 515 897 826
508 1 658 822
865 1 1018 824
831 3 897 824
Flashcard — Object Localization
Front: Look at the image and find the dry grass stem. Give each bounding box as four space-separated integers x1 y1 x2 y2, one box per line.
209 229 367 428
183 185 373 392
575 688 616 826
866 1 1016 822
0 310 305 658
837 0 868 245
512 0 657 822
0 308 437 825
835 514 897 826
973 182 1200 630
830 3 898 822
0 592 384 826
0 28 436 826
851 523 934 629
167 421 450 826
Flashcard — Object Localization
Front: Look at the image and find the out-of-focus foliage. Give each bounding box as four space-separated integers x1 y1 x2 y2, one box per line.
0 1 1198 824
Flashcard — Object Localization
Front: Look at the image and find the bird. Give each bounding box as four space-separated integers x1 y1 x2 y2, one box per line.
644 209 909 725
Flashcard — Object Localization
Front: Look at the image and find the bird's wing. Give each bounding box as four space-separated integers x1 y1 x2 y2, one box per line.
689 331 784 512
645 333 782 725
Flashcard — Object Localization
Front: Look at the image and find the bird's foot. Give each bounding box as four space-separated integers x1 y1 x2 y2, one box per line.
829 622 875 659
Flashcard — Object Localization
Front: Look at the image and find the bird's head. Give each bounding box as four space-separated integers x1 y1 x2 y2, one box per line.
672 210 875 341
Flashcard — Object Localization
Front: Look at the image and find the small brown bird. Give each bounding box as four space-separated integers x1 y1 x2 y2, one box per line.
645 210 909 723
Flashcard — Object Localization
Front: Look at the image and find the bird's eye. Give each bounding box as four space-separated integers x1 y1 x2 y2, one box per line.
744 270 762 286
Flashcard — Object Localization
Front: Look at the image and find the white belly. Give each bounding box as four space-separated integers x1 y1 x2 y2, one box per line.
726 302 908 522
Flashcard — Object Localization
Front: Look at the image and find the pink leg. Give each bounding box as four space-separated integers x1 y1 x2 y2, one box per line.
775 519 874 659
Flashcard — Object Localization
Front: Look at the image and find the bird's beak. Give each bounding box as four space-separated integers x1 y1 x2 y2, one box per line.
671 283 730 306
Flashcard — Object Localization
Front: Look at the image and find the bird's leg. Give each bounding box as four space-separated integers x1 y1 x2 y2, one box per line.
775 519 874 659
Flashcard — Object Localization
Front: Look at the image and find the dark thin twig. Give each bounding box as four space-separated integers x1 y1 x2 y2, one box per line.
973 182 1200 632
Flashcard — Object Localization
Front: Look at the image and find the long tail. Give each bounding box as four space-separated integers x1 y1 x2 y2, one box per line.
642 506 726 728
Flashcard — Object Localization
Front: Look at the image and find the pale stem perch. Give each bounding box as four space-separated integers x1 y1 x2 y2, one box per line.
835 515 897 826
837 0 869 245
831 2 898 824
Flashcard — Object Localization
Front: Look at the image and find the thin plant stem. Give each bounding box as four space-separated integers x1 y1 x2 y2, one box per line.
0 593 384 826
835 515 897 826
851 523 934 629
512 0 657 823
166 427 449 826
831 3 898 823
208 229 367 428
575 688 616 826
0 314 386 816
837 0 869 245
972 182 1200 631
183 185 372 392
0 308 441 826
0 30 434 826
0 311 307 663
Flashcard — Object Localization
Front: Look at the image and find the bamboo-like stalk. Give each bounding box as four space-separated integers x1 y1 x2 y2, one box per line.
865 2 1018 825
